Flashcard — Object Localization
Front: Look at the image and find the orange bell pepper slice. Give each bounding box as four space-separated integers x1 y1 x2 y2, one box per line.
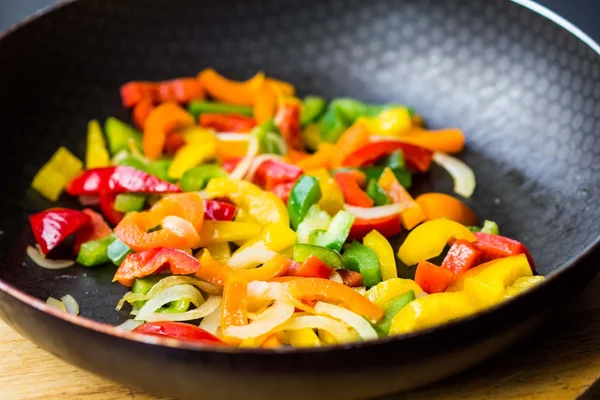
143 102 194 159
132 97 154 130
221 275 249 344
198 68 265 106
378 167 425 230
399 128 465 154
283 278 384 322
331 124 371 169
296 143 334 171
114 193 204 252
261 333 283 348
195 249 230 286
266 77 296 97
334 171 374 208
253 83 278 124
416 192 478 226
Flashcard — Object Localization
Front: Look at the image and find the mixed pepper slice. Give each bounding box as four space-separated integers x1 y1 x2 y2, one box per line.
26 68 545 349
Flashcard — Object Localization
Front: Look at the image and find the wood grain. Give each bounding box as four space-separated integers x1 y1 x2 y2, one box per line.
1 273 599 400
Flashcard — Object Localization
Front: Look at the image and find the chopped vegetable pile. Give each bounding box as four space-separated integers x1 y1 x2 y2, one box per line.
29 69 544 348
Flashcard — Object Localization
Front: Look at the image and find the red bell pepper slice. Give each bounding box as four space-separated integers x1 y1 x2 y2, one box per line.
270 181 295 204
66 166 181 196
133 321 224 345
113 247 200 287
120 79 205 108
343 141 433 172
274 102 303 151
473 232 536 271
120 82 155 108
347 214 402 241
199 113 256 132
222 157 241 173
333 171 374 208
338 269 363 287
99 193 125 226
253 160 302 190
163 132 186 155
29 208 91 255
204 200 237 221
287 256 334 279
415 260 455 294
441 239 482 275
74 209 113 253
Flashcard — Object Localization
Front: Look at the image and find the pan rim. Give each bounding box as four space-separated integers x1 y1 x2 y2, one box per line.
0 0 599 355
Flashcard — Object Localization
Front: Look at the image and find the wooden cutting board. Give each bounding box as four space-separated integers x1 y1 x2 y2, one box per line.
1 273 599 400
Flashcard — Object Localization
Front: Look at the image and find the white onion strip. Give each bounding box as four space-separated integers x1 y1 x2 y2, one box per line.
343 203 405 220
143 295 222 322
243 154 285 182
216 132 250 141
222 301 294 339
432 152 476 198
46 297 66 312
116 319 144 331
227 245 277 270
61 294 80 316
314 302 379 341
27 246 74 270
229 134 259 180
146 276 221 297
284 315 357 344
329 271 343 284
199 303 222 336
135 284 205 321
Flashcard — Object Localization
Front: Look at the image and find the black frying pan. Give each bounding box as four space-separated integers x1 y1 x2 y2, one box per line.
0 1 599 399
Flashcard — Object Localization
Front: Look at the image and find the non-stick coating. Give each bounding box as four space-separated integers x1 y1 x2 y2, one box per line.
0 0 599 398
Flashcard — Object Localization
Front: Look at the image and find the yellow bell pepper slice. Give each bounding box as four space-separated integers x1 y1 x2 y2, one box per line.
288 328 322 348
366 278 423 308
168 129 217 179
355 107 412 137
503 275 545 299
215 134 249 160
31 146 83 202
447 254 533 307
306 168 345 216
253 83 277 124
266 77 296 97
318 329 338 345
363 230 398 281
397 218 476 266
205 177 290 227
302 123 321 152
85 120 110 169
197 221 262 246
204 242 232 265
389 291 476 335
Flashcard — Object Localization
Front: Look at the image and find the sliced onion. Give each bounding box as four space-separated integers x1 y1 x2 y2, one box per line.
199 303 222 336
314 301 379 341
135 284 205 321
244 154 285 181
284 315 357 344
227 245 277 270
222 300 294 339
433 152 476 198
61 294 80 316
116 319 144 331
161 216 201 242
78 195 100 206
329 271 343 284
216 132 250 141
46 297 66 312
144 295 222 322
229 134 259 180
27 245 74 270
343 203 405 220
416 291 428 298
353 286 367 296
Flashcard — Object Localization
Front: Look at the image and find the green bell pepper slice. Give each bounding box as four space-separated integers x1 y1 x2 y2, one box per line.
375 290 416 334
104 117 143 156
180 164 227 192
254 120 286 155
342 241 382 287
76 234 117 267
366 179 391 206
293 243 343 270
107 238 133 266
468 219 500 235
360 166 412 189
116 155 150 173
188 100 252 118
382 150 405 170
132 277 190 312
148 159 175 183
308 210 355 252
295 204 332 244
288 176 322 230
300 96 326 126
114 193 146 212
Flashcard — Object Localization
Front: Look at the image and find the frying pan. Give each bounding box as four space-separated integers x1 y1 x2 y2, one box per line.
0 0 599 399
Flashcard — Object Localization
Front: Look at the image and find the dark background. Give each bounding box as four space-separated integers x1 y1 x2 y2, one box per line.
0 0 599 42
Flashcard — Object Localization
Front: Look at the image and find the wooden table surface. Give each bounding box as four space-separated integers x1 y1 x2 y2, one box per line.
1 273 599 400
